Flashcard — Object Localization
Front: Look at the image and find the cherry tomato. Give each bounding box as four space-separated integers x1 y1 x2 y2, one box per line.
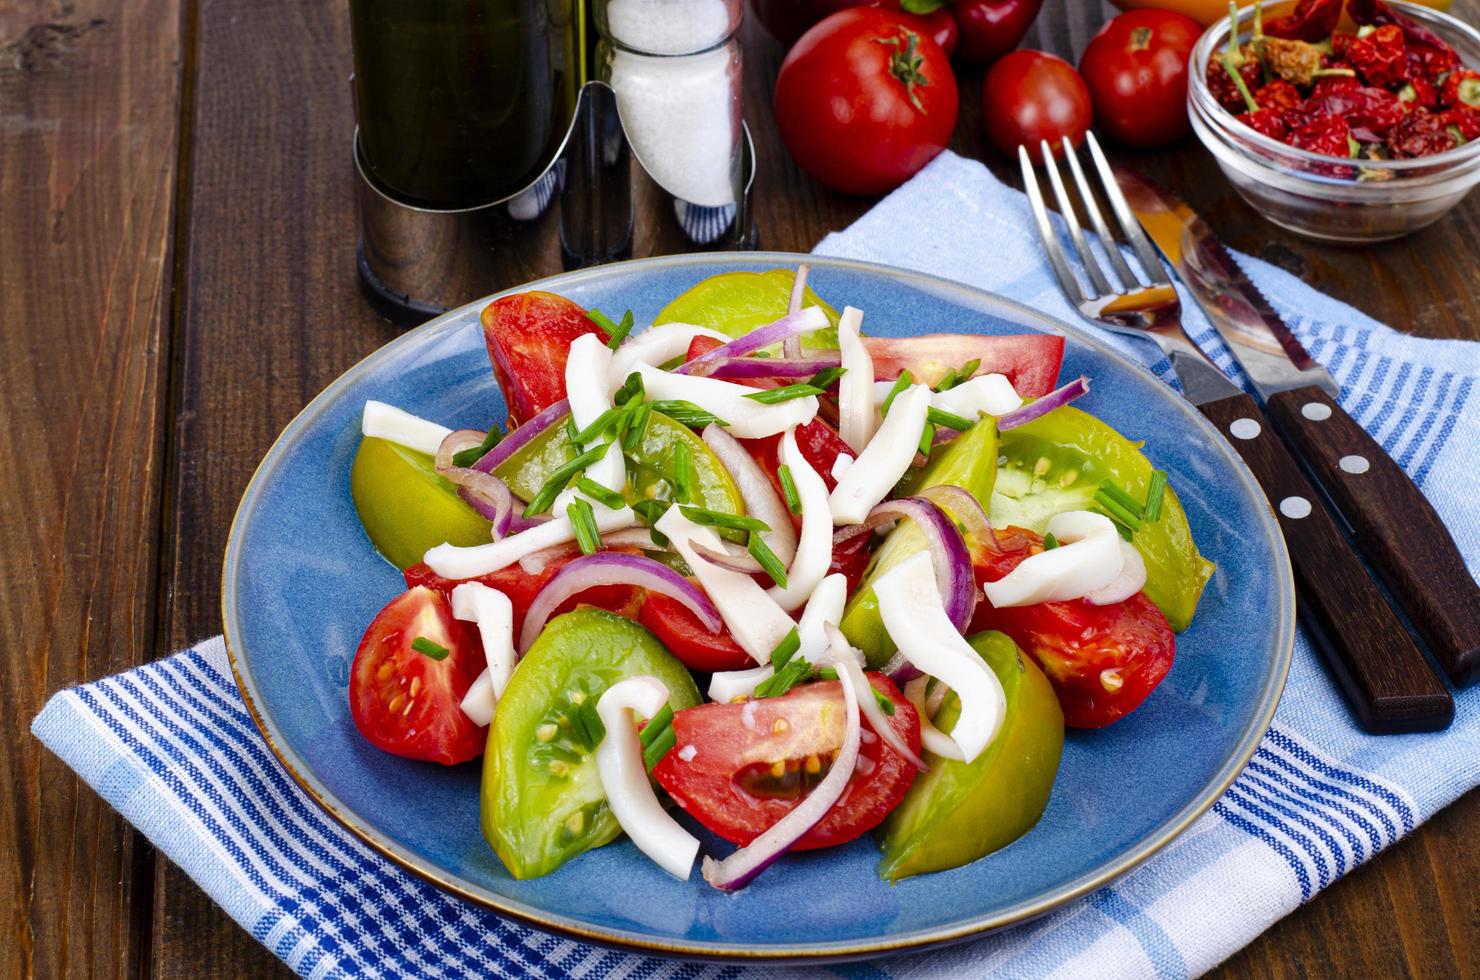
349 586 486 765
951 0 1044 66
403 549 643 638
481 291 603 426
775 7 959 196
969 529 1176 727
877 0 959 57
638 592 754 672
983 50 1093 162
1078 10 1200 147
652 677 921 849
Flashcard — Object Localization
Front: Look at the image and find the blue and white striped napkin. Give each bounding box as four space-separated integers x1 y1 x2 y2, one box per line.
33 151 1480 979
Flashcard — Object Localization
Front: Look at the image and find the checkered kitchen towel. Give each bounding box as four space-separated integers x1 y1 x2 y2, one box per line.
33 151 1480 978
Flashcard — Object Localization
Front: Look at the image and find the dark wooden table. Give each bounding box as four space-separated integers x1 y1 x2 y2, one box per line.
5 0 1478 976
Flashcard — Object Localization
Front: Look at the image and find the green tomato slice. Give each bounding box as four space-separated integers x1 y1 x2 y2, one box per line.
351 436 492 570
877 631 1064 881
653 269 842 349
481 609 702 880
839 417 1000 668
495 410 744 517
990 405 1213 631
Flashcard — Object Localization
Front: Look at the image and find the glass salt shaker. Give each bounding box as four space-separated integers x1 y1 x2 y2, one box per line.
594 0 745 235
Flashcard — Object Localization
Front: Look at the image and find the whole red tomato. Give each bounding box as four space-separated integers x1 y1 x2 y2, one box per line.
1078 10 1200 147
952 0 1044 66
775 7 959 196
982 50 1092 162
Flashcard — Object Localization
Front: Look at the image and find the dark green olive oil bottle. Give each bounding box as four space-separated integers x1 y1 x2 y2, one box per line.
350 0 582 210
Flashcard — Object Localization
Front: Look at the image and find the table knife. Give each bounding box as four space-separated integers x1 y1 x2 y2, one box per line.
1116 169 1480 688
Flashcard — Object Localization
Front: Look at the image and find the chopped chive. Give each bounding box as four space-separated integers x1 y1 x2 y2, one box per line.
574 476 626 511
566 415 583 448
755 658 810 699
881 370 914 416
770 626 801 669
1097 481 1146 519
631 499 672 548
575 696 607 750
450 427 502 468
643 724 677 771
744 382 826 405
778 464 802 514
1093 492 1143 532
621 402 652 454
679 505 769 533
639 704 674 750
807 366 846 390
749 532 788 589
814 667 896 714
958 358 980 380
587 307 619 337
411 637 450 661
1096 509 1137 540
648 399 728 428
927 407 974 431
614 371 644 407
918 421 936 456
674 442 695 504
589 308 635 349
1043 531 1060 550
523 443 610 516
933 368 958 393
1144 470 1168 522
573 407 623 445
568 498 601 555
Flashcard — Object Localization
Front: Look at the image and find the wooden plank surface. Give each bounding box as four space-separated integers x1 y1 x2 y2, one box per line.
0 1 183 977
6 0 1476 975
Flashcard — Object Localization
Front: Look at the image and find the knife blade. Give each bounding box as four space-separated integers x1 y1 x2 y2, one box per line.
1115 167 1480 687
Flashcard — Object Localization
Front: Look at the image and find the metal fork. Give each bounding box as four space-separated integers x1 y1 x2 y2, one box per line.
1018 132 1241 406
1020 131 1456 735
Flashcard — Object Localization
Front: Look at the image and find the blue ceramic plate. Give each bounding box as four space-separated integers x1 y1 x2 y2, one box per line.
223 253 1294 961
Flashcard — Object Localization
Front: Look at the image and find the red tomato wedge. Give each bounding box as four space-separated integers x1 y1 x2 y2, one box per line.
481 291 604 426
638 593 754 672
864 333 1065 396
653 677 920 849
403 549 643 639
349 587 486 765
970 529 1175 727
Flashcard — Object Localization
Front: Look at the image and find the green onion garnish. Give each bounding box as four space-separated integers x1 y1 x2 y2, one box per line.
754 657 810 699
622 402 652 454
574 477 626 511
1095 510 1137 541
958 358 980 381
1043 531 1060 550
566 415 583 448
614 371 644 407
1144 470 1168 522
927 407 974 431
749 532 788 589
450 427 502 468
643 724 677 771
744 382 826 405
1098 480 1145 518
918 421 936 456
679 506 769 533
524 443 610 516
631 499 672 547
934 368 957 393
571 695 606 751
589 308 635 349
770 626 802 668
1094 481 1144 533
807 366 846 390
674 442 695 505
573 407 623 445
411 637 450 661
639 704 674 750
648 399 728 429
778 464 801 514
568 498 601 555
881 370 914 416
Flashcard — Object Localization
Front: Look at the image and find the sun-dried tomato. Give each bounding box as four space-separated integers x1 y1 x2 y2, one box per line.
1442 106 1480 143
1440 69 1480 110
1289 112 1354 157
1387 106 1457 157
1256 79 1303 113
1208 52 1263 113
1263 0 1343 43
1238 108 1290 142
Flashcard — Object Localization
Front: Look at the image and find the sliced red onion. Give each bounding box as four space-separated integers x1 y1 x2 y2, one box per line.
997 376 1089 431
600 527 673 552
863 498 976 631
472 398 570 474
702 424 797 567
678 306 830 376
692 541 764 575
783 264 810 359
838 659 927 772
519 552 723 652
702 662 862 890
832 523 874 547
882 649 923 684
436 430 515 538
916 484 997 552
704 354 841 380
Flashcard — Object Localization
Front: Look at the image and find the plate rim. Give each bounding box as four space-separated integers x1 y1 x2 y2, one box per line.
222 251 1296 961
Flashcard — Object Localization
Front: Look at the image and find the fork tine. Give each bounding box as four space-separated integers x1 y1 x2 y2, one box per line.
1018 144 1087 308
1062 138 1143 291
1039 140 1114 297
1085 132 1172 286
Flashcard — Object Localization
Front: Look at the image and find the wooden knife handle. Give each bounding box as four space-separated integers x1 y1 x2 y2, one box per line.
1266 386 1480 686
1198 393 1453 733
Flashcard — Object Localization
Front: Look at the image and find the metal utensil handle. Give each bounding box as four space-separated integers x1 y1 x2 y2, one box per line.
1266 386 1480 686
1199 392 1454 733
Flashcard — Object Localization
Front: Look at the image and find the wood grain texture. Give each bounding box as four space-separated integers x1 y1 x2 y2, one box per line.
1266 385 1480 686
0 0 182 977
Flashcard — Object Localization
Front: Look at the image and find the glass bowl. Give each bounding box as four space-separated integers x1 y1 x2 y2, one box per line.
1188 1 1480 244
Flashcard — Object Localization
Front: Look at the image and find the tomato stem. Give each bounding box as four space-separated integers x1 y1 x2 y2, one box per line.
876 30 930 112
1130 26 1153 51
